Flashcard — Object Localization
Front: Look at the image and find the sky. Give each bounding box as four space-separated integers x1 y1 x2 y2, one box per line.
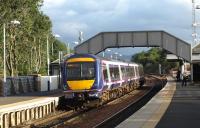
41 0 195 56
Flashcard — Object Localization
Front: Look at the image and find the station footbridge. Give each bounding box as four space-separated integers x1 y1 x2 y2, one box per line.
75 31 191 62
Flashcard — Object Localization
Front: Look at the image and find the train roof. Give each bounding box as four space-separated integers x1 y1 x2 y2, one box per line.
65 54 141 66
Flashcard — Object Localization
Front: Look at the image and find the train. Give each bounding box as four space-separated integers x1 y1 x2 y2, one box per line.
61 54 145 107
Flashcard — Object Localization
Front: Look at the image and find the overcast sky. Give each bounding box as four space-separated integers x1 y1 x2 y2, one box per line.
41 0 196 55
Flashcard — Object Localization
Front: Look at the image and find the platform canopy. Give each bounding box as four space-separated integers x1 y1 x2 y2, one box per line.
75 31 191 62
192 42 200 54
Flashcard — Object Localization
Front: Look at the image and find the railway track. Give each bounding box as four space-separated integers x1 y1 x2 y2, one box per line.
22 75 166 128
94 76 165 128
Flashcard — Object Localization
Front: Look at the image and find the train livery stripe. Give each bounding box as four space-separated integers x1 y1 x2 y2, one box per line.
67 80 95 90
67 58 95 63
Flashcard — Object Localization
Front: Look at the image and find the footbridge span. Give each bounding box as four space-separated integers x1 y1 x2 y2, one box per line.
75 31 191 62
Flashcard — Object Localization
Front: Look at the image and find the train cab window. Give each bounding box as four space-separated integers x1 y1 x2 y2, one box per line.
66 63 80 80
66 62 95 80
83 63 95 78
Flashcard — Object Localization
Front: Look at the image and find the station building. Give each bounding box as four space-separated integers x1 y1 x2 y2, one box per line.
192 43 200 81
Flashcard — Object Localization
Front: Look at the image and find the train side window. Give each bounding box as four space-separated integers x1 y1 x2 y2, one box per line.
114 65 120 80
125 66 128 78
129 67 132 77
138 66 141 76
109 65 120 81
103 65 109 82
134 66 137 77
133 67 135 77
121 66 126 79
136 66 139 77
131 67 133 77
128 67 131 78
109 65 114 81
127 67 130 77
139 66 143 76
131 67 134 77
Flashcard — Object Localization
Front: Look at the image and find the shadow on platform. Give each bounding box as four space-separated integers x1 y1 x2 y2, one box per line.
155 82 200 128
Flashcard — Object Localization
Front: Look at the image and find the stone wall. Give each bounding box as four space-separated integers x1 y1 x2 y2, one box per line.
0 75 39 96
0 75 60 96
0 78 4 96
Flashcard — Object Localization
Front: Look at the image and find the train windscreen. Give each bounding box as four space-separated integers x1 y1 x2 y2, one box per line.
66 62 95 80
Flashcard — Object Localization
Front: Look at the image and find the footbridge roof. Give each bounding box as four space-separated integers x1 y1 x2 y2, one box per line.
75 31 191 62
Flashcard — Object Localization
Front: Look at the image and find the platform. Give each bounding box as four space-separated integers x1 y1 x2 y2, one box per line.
0 90 63 128
0 90 62 106
116 77 200 128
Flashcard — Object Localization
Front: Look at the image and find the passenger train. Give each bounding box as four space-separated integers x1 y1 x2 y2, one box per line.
62 54 145 105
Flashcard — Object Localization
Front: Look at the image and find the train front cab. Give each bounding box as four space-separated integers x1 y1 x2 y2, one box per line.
63 54 102 101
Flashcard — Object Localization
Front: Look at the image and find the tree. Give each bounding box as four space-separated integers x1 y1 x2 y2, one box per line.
50 38 68 62
0 0 68 76
131 48 178 74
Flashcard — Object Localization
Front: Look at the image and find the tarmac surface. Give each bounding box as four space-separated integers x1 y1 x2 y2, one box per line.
156 82 200 128
117 77 200 128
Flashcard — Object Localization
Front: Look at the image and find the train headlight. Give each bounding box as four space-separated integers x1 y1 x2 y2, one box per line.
88 92 100 98
63 85 67 90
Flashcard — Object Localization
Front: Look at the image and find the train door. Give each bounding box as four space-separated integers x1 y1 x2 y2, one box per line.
119 65 123 81
136 66 139 78
134 66 137 78
102 64 110 89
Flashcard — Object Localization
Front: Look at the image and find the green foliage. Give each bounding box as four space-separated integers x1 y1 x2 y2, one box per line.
131 48 178 74
0 0 68 76
50 38 68 61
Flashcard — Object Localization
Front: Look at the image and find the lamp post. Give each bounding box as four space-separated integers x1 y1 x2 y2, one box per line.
103 49 112 58
79 31 83 44
58 51 63 89
106 49 112 59
67 43 70 55
119 54 122 60
192 0 200 45
10 20 20 25
74 41 79 45
102 49 106 57
3 23 6 96
52 34 61 55
3 20 20 96
114 52 118 60
73 41 79 54
47 35 50 76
